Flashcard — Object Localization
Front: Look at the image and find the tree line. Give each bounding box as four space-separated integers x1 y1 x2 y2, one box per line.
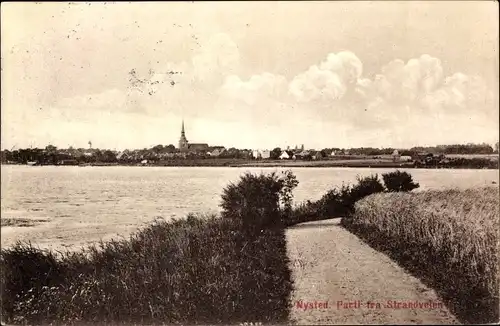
1 142 498 165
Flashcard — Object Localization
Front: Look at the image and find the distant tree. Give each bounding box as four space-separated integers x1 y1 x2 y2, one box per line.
270 147 282 160
102 150 117 163
45 145 57 153
495 142 499 153
165 144 176 153
152 144 164 153
1 150 8 163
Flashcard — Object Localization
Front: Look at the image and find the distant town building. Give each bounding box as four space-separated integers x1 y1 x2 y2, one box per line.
312 151 323 160
189 143 209 152
116 151 130 161
177 120 213 153
279 150 292 159
252 149 271 159
210 148 226 157
178 120 189 152
261 150 271 159
294 150 312 160
392 149 401 162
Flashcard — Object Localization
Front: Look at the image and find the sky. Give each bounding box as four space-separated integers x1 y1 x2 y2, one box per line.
1 1 499 151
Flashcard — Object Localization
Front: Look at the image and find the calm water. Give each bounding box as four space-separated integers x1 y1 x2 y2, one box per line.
1 165 498 249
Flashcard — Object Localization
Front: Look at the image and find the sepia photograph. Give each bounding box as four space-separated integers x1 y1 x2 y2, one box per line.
1 1 499 325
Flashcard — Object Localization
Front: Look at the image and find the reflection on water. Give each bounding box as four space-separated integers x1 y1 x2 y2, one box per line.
1 165 498 250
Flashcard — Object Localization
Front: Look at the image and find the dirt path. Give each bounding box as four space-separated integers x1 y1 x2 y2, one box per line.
286 219 459 325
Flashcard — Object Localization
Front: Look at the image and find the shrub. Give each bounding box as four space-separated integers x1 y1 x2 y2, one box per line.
288 174 386 225
349 174 385 201
220 171 298 231
279 170 299 218
382 170 420 192
287 200 323 226
317 174 385 218
316 183 353 217
1 214 293 325
343 187 499 324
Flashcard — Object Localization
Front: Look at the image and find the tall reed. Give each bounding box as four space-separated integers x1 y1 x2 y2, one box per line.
343 187 499 323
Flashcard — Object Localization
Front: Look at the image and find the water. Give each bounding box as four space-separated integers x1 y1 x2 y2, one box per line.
1 165 498 250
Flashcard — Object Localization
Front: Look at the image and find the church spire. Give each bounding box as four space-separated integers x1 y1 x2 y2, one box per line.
179 119 189 152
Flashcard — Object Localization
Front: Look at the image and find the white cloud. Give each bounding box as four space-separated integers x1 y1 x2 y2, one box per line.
220 72 287 105
288 51 363 103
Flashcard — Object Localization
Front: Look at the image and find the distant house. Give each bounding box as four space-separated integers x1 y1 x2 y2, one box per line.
294 150 312 160
392 150 401 162
189 143 209 152
261 150 271 159
400 155 413 162
312 151 324 160
210 148 226 157
279 150 293 160
252 150 270 159
116 151 131 161
209 146 225 151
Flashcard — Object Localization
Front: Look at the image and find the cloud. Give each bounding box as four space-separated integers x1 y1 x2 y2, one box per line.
288 51 363 103
220 72 287 105
346 54 498 138
210 50 497 147
421 72 496 116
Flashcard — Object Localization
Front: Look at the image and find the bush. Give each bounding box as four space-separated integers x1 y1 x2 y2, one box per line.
382 170 420 192
287 200 322 226
350 174 385 200
279 170 299 218
220 170 298 231
1 214 293 325
288 174 386 225
316 183 353 217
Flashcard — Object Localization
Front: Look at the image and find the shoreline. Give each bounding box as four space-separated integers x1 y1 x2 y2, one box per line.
1 161 498 169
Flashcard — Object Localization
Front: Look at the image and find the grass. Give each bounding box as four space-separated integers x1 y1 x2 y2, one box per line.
1 214 292 325
342 187 499 324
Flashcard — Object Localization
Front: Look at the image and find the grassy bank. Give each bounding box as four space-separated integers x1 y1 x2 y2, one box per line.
342 187 499 324
1 172 294 325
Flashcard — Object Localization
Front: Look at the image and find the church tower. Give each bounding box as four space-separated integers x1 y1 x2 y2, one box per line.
178 120 189 152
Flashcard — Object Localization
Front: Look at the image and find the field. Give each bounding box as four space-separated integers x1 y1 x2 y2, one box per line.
342 187 499 323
